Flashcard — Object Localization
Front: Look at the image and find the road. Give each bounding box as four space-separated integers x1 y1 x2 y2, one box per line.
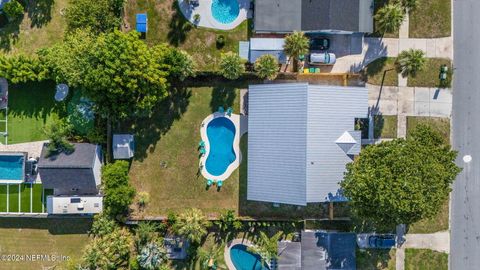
451 0 480 269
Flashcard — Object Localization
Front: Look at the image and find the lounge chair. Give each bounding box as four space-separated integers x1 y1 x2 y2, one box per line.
216 180 223 187
199 140 205 147
206 179 213 186
200 148 206 155
315 67 320 73
218 106 224 113
226 107 233 116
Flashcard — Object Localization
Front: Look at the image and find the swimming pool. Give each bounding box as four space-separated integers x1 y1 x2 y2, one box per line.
205 117 236 176
230 244 268 270
211 0 240 24
0 154 25 182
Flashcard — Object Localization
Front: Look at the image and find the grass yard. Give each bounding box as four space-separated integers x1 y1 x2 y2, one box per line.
0 0 67 54
20 183 32 212
371 0 399 38
0 184 45 213
0 217 92 270
409 0 451 38
362 57 398 86
0 184 6 212
357 249 396 270
3 81 66 144
406 116 450 144
408 199 449 233
124 0 250 71
374 115 397 139
407 58 452 88
8 184 19 212
404 249 448 270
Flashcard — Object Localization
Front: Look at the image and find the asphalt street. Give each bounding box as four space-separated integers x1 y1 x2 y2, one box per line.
451 0 480 269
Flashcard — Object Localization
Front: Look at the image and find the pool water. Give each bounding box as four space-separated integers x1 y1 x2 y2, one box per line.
211 0 240 24
230 244 268 270
0 155 24 180
205 117 236 176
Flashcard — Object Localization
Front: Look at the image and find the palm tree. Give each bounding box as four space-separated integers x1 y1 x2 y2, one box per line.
400 0 417 11
254 54 279 80
219 52 245 80
247 231 283 265
374 4 405 34
137 242 168 270
173 208 210 244
283 31 309 72
197 242 227 270
395 49 426 78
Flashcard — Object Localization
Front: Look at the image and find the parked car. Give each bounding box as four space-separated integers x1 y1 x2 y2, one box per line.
357 234 396 249
309 37 330 51
309 52 336 65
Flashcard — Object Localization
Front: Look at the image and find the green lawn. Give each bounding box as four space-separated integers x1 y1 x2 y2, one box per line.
406 116 450 144
8 184 19 212
362 57 398 86
124 0 250 71
4 81 64 144
35 185 48 213
0 217 92 270
374 115 397 139
407 59 452 88
0 0 67 54
20 183 32 212
405 249 448 270
0 184 7 212
408 199 449 233
357 249 396 270
409 0 451 38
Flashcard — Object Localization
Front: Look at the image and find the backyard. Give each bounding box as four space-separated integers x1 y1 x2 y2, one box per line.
0 217 92 270
0 183 50 213
124 0 250 71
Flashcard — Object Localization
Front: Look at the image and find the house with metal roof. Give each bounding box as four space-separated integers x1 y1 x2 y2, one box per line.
254 0 374 34
38 143 102 196
113 134 135 160
247 83 368 206
278 231 357 270
46 195 103 215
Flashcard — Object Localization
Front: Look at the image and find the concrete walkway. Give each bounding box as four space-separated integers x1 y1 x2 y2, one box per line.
178 0 250 30
403 231 450 253
331 37 453 73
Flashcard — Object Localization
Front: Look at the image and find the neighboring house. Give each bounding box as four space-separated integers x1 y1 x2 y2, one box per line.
38 143 103 196
239 38 287 64
113 134 135 160
247 83 368 206
278 231 357 270
46 195 103 215
254 0 374 34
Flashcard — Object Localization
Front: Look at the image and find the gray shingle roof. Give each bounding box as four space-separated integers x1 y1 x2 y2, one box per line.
254 0 373 33
38 143 98 168
247 83 367 205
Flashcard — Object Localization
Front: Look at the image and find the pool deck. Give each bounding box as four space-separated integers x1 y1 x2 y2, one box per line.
0 140 46 183
224 238 255 270
200 112 246 181
178 0 251 30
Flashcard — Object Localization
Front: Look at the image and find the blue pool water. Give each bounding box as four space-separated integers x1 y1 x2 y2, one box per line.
0 155 24 180
211 0 240 24
230 244 268 270
205 117 236 176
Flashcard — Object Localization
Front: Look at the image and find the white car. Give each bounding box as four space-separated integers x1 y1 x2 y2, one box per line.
309 52 336 65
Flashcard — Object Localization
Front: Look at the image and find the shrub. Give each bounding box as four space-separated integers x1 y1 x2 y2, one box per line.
2 0 24 22
216 35 226 49
43 120 75 157
137 191 151 208
0 54 48 83
219 52 245 80
102 161 136 218
395 49 426 78
254 54 279 80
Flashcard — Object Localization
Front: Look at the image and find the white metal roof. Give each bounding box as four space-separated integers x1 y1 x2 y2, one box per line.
247 83 368 205
250 38 285 51
46 195 103 214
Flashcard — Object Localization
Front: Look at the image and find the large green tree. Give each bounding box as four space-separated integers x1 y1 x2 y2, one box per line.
374 4 405 34
0 54 48 83
396 49 426 78
173 208 210 244
102 161 136 217
65 0 122 33
340 125 461 226
283 31 309 72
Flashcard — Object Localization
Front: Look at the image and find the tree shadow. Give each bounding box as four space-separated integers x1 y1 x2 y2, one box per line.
167 1 192 47
27 0 54 28
125 86 192 161
0 217 93 234
0 13 22 52
209 86 236 113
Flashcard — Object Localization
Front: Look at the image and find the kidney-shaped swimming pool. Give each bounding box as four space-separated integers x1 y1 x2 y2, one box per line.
205 117 237 176
230 244 269 270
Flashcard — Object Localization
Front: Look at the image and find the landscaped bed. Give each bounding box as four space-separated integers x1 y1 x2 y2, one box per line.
356 249 396 270
124 0 249 71
405 249 448 270
362 57 398 86
409 0 451 38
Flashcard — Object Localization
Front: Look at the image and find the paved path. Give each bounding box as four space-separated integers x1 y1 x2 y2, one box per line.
368 84 452 117
396 248 405 270
178 0 250 30
403 231 450 253
331 37 453 73
0 140 46 158
451 0 480 269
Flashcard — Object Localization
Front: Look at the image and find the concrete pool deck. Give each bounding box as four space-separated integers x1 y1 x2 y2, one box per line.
199 112 246 181
178 0 251 30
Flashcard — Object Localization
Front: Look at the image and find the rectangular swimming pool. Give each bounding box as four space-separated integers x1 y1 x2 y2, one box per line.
0 153 25 183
